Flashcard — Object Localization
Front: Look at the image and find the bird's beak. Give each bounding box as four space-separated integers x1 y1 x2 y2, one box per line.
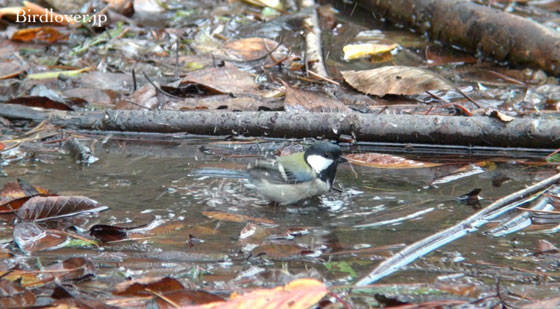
337 156 348 163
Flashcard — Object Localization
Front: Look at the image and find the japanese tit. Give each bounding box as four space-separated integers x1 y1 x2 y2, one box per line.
247 142 347 205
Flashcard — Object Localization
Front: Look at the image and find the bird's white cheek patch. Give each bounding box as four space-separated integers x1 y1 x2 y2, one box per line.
307 155 334 173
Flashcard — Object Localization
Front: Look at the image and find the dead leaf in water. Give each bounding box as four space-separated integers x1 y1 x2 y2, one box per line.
0 280 35 307
16 196 108 221
204 278 327 309
202 211 274 224
341 66 453 96
346 153 442 169
13 222 67 253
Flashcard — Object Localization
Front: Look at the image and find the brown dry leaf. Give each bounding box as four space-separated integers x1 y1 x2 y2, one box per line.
0 280 35 307
284 84 349 112
222 37 285 61
346 153 442 169
536 239 560 254
204 278 327 309
178 95 282 111
16 196 108 221
341 66 454 96
489 110 515 122
7 96 75 110
117 84 158 110
180 66 261 96
113 277 184 296
251 243 306 259
105 0 134 16
201 211 274 225
0 59 25 80
523 297 560 309
13 222 67 254
156 290 224 308
11 27 68 43
0 179 53 213
41 257 95 282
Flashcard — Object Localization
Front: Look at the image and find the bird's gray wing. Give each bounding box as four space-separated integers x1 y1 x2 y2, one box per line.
248 159 312 184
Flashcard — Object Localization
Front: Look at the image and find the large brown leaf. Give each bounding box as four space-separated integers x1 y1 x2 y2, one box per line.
341 66 454 96
16 196 108 221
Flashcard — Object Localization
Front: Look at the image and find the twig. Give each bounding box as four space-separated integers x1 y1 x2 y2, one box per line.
299 0 328 78
355 172 560 286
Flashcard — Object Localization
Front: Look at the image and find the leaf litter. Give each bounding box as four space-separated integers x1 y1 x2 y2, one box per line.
1 0 560 307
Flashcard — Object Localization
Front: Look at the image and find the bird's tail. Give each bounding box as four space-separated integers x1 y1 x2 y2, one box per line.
189 168 250 179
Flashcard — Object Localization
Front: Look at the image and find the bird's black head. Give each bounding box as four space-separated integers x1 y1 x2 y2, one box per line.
304 142 347 184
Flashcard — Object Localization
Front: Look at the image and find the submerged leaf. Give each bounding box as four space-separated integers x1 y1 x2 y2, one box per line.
13 222 67 253
205 279 327 308
202 210 274 224
341 66 454 96
346 153 442 169
16 196 108 221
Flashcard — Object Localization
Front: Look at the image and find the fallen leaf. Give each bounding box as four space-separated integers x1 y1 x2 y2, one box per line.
6 96 75 110
11 27 68 43
180 66 261 96
243 0 283 10
13 222 68 254
41 257 95 282
0 59 25 80
16 196 108 221
251 243 307 259
202 211 274 225
536 239 560 255
341 66 454 96
222 37 286 62
113 277 185 296
343 43 398 61
178 95 282 111
0 280 35 307
346 153 442 168
26 67 92 79
90 225 128 242
205 278 327 309
284 83 349 112
489 110 515 122
0 179 54 213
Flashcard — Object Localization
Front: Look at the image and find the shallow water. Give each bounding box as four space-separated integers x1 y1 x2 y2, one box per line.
1 136 557 294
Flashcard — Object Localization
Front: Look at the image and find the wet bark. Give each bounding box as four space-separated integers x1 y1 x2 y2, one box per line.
357 0 560 76
2 104 559 148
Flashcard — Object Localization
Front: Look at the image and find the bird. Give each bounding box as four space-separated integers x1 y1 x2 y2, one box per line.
246 141 347 205
191 142 347 205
